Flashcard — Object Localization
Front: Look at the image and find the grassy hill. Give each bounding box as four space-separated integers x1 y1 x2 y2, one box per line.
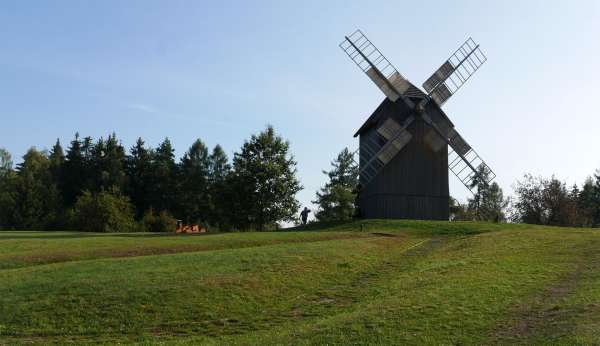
1 220 599 345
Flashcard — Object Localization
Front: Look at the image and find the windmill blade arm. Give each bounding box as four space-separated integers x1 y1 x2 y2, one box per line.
420 111 495 192
340 30 414 107
448 143 496 193
359 116 415 185
422 37 487 106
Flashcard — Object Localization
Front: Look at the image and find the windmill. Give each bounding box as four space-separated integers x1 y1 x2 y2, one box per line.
340 30 495 220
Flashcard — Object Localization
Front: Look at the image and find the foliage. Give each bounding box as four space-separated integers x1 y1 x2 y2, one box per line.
92 133 128 192
0 147 13 177
141 208 177 232
147 138 178 213
126 138 154 217
61 133 89 205
449 197 475 221
0 128 305 232
0 148 63 229
72 188 136 232
512 174 596 227
454 166 509 222
313 148 358 222
207 144 232 230
229 126 302 230
177 139 211 224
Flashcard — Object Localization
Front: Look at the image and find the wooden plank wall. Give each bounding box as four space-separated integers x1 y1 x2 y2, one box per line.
358 101 450 220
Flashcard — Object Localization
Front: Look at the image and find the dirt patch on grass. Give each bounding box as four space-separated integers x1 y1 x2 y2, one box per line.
491 244 600 343
371 232 398 237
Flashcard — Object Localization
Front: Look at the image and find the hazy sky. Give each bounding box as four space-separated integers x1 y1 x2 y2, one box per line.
1 0 599 211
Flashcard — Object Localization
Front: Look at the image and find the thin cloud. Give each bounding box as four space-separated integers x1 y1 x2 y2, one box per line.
127 103 159 114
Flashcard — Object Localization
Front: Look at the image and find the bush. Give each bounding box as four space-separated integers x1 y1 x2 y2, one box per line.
73 188 136 232
141 208 176 232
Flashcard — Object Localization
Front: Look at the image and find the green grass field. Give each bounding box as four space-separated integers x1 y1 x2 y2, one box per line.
1 220 599 345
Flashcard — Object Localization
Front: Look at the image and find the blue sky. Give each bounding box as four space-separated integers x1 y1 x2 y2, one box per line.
1 0 600 211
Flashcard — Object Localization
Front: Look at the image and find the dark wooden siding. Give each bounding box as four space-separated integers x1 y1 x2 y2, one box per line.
358 100 449 220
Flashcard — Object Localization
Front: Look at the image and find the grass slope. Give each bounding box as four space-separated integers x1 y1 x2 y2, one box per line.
0 220 599 345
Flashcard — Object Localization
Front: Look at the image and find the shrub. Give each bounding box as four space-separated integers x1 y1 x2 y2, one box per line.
73 188 136 232
141 208 176 232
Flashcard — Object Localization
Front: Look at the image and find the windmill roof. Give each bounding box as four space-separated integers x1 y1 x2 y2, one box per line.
353 87 454 138
354 82 428 137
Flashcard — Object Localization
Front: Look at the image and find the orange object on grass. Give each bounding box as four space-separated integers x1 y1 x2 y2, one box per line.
175 220 206 233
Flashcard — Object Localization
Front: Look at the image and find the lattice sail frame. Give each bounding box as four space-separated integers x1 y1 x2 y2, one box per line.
422 37 487 106
357 116 414 186
341 30 496 194
339 30 413 104
448 146 496 192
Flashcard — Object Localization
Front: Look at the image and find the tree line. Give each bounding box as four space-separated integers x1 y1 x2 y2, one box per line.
450 169 600 227
1 132 600 231
0 126 301 232
313 149 600 228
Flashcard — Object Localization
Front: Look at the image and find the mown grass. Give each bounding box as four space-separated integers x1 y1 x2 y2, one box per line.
0 220 599 345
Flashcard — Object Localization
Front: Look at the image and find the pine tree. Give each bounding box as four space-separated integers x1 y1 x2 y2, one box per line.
313 148 358 222
569 183 582 226
148 138 178 213
209 145 230 182
578 177 595 227
48 139 64 182
592 171 600 227
208 145 231 229
468 166 508 222
0 148 16 228
93 133 127 191
178 139 211 224
230 126 302 230
61 133 85 205
127 138 154 217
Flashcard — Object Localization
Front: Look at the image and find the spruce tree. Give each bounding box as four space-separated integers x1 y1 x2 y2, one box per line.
313 148 358 222
48 139 64 182
208 144 231 229
468 166 508 222
178 139 211 224
93 133 127 191
127 138 154 217
149 138 177 213
61 133 85 205
0 148 16 228
593 171 600 227
578 177 596 227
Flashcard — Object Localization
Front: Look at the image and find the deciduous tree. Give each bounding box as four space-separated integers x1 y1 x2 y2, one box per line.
230 126 302 230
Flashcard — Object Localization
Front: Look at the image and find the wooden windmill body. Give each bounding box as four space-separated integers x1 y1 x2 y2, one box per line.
339 30 496 220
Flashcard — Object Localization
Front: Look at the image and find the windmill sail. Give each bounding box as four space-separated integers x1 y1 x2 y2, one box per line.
419 103 495 192
448 141 496 193
358 116 414 185
340 30 414 106
423 37 487 106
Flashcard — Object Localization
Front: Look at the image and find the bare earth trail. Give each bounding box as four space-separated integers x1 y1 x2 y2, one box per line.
491 239 600 344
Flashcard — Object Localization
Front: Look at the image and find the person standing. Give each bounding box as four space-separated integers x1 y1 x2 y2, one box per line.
300 207 311 225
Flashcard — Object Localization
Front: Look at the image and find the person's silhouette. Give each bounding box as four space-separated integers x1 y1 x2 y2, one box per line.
300 207 311 225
